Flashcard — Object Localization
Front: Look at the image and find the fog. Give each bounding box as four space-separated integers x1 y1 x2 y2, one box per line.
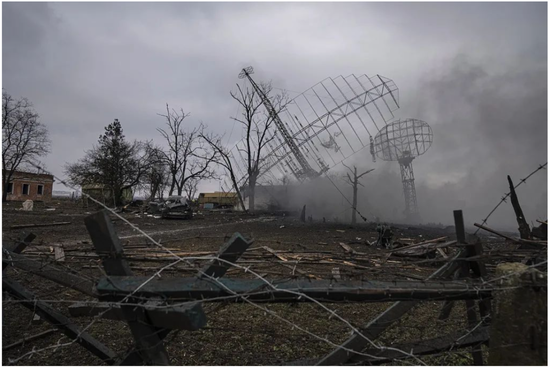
251 57 547 231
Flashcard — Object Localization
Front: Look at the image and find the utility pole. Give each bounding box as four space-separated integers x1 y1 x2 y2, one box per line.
343 163 374 224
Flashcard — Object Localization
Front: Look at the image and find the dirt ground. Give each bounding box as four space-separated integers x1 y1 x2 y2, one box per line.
2 199 512 365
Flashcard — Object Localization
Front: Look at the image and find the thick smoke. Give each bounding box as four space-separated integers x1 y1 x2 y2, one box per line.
254 57 547 232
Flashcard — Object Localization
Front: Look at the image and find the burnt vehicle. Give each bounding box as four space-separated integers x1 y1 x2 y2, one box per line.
160 196 193 219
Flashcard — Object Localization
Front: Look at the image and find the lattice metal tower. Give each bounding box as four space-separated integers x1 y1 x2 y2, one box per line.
239 66 319 180
223 66 400 193
373 118 433 219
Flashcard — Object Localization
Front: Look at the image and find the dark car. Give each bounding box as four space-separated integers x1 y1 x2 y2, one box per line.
161 196 193 219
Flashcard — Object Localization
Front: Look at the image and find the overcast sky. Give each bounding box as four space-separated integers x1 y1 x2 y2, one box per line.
3 2 547 228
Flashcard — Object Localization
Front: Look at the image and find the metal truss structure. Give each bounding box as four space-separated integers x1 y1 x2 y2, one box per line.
221 67 400 193
373 118 433 218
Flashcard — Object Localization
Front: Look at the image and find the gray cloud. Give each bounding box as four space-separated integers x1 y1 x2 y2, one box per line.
3 2 546 229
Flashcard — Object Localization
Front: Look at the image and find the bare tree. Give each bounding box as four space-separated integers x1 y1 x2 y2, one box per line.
201 134 247 212
2 90 51 201
183 177 199 201
230 81 290 211
141 142 169 201
157 105 218 196
342 163 374 224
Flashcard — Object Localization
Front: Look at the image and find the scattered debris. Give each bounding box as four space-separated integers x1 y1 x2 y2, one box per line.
22 200 33 211
339 243 355 255
54 247 65 262
263 246 288 262
10 222 72 230
375 223 393 249
331 267 341 280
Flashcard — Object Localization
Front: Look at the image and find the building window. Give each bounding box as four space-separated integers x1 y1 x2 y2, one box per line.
7 183 13 194
37 185 44 195
22 184 30 195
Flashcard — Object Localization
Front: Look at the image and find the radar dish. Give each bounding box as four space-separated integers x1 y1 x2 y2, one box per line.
221 70 400 195
373 118 433 162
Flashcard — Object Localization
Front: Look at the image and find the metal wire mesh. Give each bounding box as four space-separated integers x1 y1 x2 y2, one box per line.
373 118 433 162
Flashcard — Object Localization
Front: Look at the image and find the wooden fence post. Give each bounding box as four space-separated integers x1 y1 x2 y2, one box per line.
84 210 170 365
453 210 484 365
488 263 547 365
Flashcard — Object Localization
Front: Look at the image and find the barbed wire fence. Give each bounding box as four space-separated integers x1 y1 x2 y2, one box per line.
474 162 547 235
2 161 547 366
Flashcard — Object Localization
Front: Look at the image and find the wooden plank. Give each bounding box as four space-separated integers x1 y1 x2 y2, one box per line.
3 278 116 364
96 275 492 302
4 233 36 253
437 248 449 259
263 246 288 262
54 247 65 262
387 236 449 254
474 223 546 245
2 250 96 297
465 238 491 322
84 211 132 276
84 210 170 365
339 243 355 255
315 251 463 365
68 301 207 331
3 233 36 270
200 233 253 278
10 222 71 230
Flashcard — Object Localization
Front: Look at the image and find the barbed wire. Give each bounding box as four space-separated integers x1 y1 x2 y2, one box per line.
4 163 423 364
3 161 546 365
474 162 547 234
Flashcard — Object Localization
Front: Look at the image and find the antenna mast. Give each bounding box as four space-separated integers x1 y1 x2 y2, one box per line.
239 66 318 180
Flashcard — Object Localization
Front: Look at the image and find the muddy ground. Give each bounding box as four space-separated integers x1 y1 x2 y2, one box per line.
2 199 517 365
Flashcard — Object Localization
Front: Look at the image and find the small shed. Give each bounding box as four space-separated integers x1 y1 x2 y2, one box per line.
197 192 238 209
81 184 133 207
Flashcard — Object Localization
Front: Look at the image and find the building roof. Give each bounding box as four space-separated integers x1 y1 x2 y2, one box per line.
8 170 54 181
199 192 238 198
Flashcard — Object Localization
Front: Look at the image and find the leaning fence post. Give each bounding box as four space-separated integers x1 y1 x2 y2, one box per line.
84 210 170 365
453 210 484 365
488 263 547 366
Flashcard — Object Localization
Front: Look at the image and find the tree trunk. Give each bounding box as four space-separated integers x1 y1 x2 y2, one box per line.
150 182 158 202
3 171 12 202
248 175 257 212
351 167 357 224
114 186 124 207
168 172 176 196
249 185 255 212
2 182 7 202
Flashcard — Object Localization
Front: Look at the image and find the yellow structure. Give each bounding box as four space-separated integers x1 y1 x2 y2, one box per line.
197 192 238 209
81 184 133 207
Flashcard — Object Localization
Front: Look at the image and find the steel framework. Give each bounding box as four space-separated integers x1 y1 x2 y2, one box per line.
374 118 433 219
222 67 400 193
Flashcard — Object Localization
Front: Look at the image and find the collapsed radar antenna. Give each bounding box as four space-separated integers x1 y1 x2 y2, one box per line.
226 66 400 192
373 118 433 220
238 66 318 180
